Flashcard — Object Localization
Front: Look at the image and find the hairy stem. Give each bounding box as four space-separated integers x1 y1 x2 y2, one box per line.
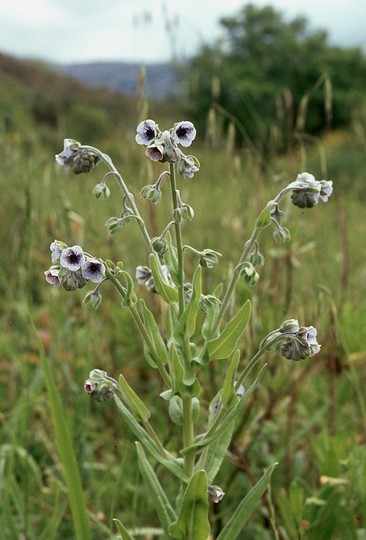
83 145 152 251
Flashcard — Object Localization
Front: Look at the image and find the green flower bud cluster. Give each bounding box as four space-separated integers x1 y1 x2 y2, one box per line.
55 139 99 174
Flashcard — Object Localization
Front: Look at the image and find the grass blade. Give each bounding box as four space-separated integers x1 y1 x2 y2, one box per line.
30 316 91 540
216 462 278 540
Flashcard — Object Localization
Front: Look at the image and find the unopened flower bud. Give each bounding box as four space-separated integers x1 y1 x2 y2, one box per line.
176 154 200 178
105 217 123 234
248 244 265 267
199 294 221 313
62 270 87 291
83 288 102 309
72 150 99 174
279 319 300 333
173 203 195 222
140 184 162 204
239 263 259 287
208 485 225 503
92 182 110 199
84 369 119 402
151 236 168 255
199 249 221 268
273 225 291 243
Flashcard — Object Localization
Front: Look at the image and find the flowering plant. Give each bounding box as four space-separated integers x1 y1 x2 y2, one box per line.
46 119 333 539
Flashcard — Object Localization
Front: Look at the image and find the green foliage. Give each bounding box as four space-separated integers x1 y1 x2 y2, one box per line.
186 4 366 152
1 57 366 538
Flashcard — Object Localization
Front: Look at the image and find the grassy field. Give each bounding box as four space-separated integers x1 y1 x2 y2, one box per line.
1 98 366 540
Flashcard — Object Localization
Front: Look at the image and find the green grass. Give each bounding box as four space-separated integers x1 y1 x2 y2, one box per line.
1 116 366 539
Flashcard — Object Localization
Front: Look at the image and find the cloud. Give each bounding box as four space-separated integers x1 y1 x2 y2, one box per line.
0 0 365 63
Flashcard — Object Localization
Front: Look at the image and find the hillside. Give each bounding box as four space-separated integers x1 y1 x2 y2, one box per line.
56 61 181 100
0 53 139 143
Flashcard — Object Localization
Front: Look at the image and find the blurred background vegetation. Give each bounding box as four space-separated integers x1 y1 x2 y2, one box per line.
1 4 366 539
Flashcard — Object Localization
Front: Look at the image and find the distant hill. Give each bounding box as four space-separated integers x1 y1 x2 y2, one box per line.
0 52 139 140
56 62 181 100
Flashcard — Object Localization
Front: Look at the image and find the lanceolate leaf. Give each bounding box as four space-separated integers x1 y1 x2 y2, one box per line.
221 350 241 409
175 265 202 338
118 374 151 422
170 470 210 540
113 519 134 540
207 300 251 360
136 443 176 535
150 253 178 304
216 462 278 540
201 283 223 341
32 319 92 540
138 299 169 365
202 423 234 484
113 394 188 482
181 364 266 456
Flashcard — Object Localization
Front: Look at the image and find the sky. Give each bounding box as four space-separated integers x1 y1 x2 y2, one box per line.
1 0 365 65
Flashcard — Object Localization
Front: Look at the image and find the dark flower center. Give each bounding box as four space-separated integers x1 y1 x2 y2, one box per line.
88 262 100 274
176 126 188 138
68 252 80 263
145 128 155 139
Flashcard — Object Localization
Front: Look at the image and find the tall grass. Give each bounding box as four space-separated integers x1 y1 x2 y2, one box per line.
1 116 366 538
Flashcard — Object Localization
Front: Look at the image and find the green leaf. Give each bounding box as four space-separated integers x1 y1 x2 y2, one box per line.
207 300 251 360
118 374 151 422
221 350 241 409
169 342 186 396
169 342 201 398
201 283 223 341
175 265 202 338
120 270 137 306
162 231 180 285
30 317 92 540
113 393 188 482
169 395 184 425
113 518 134 540
203 423 234 484
181 364 266 456
150 253 178 304
136 443 176 535
255 201 275 229
170 470 210 540
216 462 278 540
138 299 169 365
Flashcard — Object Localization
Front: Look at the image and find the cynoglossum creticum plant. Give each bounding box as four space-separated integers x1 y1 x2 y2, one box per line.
46 119 333 540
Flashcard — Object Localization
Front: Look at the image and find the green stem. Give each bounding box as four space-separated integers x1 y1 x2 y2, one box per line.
105 266 171 387
83 145 152 251
129 304 172 388
169 162 185 315
182 396 195 477
142 420 169 459
217 227 260 329
234 348 266 392
168 162 196 477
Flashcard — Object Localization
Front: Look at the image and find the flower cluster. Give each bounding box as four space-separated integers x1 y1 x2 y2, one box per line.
135 119 200 178
260 319 321 361
290 172 333 209
280 324 320 360
55 139 99 174
44 241 105 292
84 369 119 402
